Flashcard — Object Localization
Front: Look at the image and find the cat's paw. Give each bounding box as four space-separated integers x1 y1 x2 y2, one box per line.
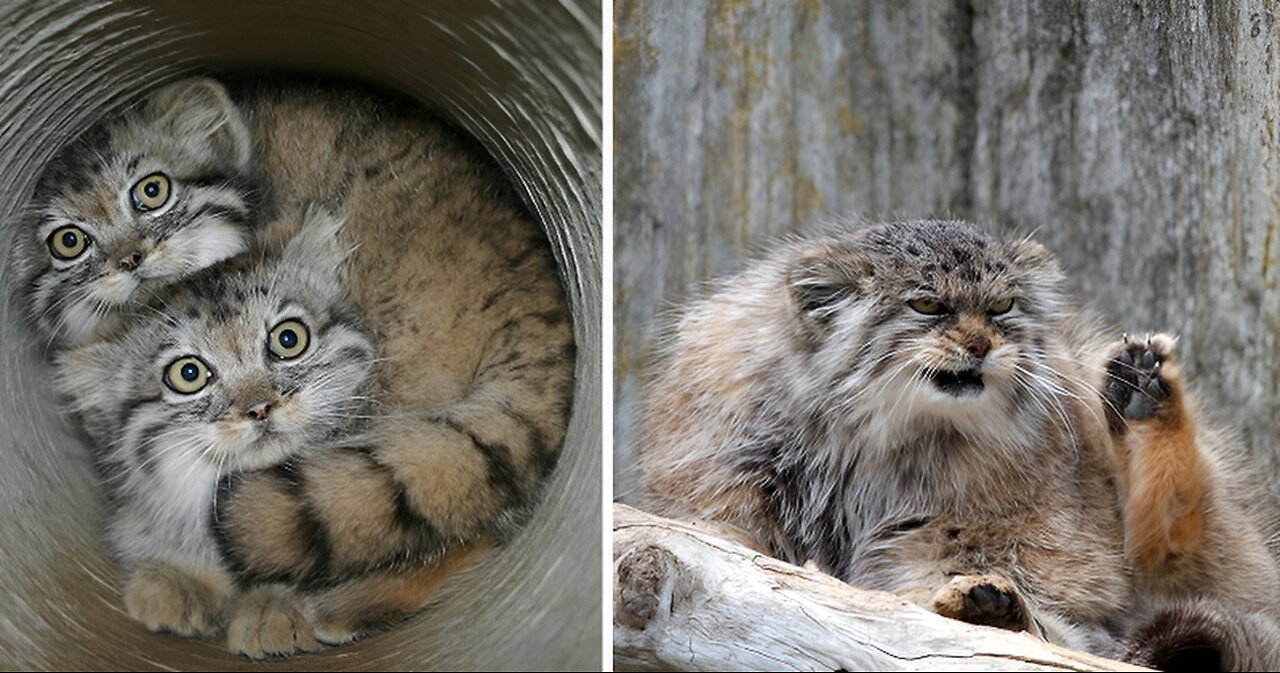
226 584 323 659
1104 333 1181 429
123 561 228 638
930 574 1034 633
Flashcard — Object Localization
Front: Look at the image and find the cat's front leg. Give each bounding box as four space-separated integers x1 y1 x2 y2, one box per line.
123 560 233 638
1103 332 1206 575
928 574 1039 635
225 584 322 659
917 573 1115 653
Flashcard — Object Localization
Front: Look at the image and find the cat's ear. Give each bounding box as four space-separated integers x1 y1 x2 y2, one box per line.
54 338 131 437
272 205 351 304
1009 236 1064 280
786 244 871 332
147 78 251 171
283 205 348 265
1008 237 1059 268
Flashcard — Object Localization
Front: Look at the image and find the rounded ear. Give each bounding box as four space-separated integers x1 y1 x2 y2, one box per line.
1009 237 1060 273
282 204 348 265
786 244 871 331
146 78 251 171
54 335 137 439
269 205 352 305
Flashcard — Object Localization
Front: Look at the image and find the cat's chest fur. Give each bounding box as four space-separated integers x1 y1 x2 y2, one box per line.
751 407 1075 581
107 455 223 568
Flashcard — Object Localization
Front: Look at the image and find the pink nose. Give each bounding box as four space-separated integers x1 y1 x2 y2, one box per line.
245 402 273 421
966 336 992 359
118 250 145 271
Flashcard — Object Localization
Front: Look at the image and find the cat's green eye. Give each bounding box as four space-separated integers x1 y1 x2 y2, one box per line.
907 297 948 315
988 297 1015 315
268 319 310 360
164 356 212 395
131 172 171 212
47 225 91 260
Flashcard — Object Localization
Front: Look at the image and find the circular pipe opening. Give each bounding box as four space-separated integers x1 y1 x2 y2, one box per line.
0 2 601 669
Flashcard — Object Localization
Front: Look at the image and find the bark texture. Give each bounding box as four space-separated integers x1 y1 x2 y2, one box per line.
614 505 1149 672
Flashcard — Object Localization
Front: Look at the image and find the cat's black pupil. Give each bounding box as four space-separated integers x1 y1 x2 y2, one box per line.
60 231 77 248
180 363 199 382
144 181 160 197
279 329 297 349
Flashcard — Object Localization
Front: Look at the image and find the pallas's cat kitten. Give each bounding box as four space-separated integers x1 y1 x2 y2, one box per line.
12 78 253 350
55 207 373 645
204 81 575 648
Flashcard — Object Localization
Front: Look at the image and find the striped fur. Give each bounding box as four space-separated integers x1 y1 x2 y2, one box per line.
638 219 1280 661
12 78 254 351
55 207 375 642
204 82 575 651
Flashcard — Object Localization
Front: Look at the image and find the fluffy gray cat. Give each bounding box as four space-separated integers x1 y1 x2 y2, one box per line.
11 78 253 350
55 207 374 649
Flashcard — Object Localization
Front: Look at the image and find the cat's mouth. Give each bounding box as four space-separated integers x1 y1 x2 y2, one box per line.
930 368 985 397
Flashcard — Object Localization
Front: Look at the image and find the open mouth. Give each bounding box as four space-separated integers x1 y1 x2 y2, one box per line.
931 368 985 397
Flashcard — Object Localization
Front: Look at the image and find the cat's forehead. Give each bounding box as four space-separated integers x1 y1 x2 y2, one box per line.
856 222 1020 294
36 110 199 212
169 277 311 347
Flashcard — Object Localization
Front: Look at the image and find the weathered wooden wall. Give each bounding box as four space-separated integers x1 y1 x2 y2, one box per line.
614 0 1280 499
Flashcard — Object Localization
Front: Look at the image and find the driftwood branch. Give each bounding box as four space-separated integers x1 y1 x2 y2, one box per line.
613 504 1148 672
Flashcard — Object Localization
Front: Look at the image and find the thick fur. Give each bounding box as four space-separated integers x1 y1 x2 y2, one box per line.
12 78 254 350
638 219 1280 661
1124 598 1280 672
202 81 575 652
638 220 1145 654
55 208 375 642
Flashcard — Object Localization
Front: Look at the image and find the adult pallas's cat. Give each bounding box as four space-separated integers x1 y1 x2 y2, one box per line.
637 220 1279 662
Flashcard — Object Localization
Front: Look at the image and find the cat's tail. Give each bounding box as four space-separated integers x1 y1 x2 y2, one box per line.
1124 598 1280 672
302 538 495 645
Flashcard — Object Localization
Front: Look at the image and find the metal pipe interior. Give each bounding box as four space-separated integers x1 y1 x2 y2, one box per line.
0 1 601 669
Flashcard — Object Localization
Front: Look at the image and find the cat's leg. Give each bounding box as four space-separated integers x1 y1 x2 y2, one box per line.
928 574 1038 634
1103 333 1207 575
225 584 321 659
220 539 493 657
927 574 1116 653
123 559 233 638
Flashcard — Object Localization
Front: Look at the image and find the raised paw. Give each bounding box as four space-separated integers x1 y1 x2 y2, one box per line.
226 584 323 659
1105 333 1180 429
930 574 1035 633
123 561 229 638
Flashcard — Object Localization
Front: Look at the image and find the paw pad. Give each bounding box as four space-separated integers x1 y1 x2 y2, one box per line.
930 574 1032 632
1105 333 1177 427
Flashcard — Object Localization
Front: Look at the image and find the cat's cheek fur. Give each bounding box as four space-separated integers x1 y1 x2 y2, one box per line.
145 219 247 280
91 269 140 305
58 295 106 346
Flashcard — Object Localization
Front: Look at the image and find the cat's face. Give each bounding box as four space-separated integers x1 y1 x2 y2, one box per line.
15 78 253 349
788 220 1068 441
60 209 372 476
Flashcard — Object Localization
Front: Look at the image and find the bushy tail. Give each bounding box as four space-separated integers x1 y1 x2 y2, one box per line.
1125 599 1280 672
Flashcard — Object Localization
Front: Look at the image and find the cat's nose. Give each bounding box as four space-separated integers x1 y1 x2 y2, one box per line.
245 401 273 421
965 335 992 359
117 250 145 271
